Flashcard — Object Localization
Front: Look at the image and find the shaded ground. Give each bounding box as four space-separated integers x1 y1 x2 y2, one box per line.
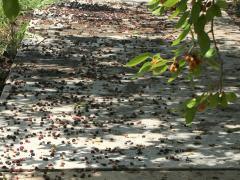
1 170 240 180
0 0 240 178
0 56 12 94
227 2 240 27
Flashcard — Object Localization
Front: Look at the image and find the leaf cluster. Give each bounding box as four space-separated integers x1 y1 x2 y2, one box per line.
127 0 238 124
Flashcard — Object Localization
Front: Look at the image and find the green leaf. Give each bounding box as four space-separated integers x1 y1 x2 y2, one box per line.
163 0 179 8
168 73 178 83
194 15 206 33
199 94 209 104
175 11 190 29
173 46 185 56
204 48 216 59
197 31 210 54
208 93 220 108
226 92 238 102
127 53 151 67
169 0 187 19
153 64 168 75
169 9 180 19
2 0 20 21
220 92 228 107
138 62 151 74
153 53 161 59
172 24 191 46
204 48 220 70
148 0 160 10
190 1 201 24
206 4 222 21
148 0 160 6
152 6 165 16
134 62 152 78
186 98 197 108
177 0 188 12
179 59 186 67
151 60 168 69
185 107 197 125
206 6 215 21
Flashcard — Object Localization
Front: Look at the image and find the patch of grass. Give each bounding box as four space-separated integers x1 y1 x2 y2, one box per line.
0 0 60 56
0 25 9 55
0 0 61 93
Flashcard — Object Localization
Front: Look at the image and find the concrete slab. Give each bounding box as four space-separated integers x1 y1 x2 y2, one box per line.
0 0 240 177
1 170 240 180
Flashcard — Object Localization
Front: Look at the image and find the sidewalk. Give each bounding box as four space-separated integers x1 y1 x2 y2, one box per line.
1 170 240 180
0 0 240 178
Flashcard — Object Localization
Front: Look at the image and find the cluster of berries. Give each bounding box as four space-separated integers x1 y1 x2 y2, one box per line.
169 62 179 73
169 54 202 73
184 54 202 71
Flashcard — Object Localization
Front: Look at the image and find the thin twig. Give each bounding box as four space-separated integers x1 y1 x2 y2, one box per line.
210 2 224 94
188 28 196 54
9 21 16 61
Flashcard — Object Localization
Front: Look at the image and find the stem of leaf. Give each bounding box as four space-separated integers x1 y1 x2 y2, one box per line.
188 28 196 54
210 3 223 94
10 21 15 61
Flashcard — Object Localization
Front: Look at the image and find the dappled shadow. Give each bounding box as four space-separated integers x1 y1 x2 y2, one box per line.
58 1 126 12
3 169 240 179
0 0 240 172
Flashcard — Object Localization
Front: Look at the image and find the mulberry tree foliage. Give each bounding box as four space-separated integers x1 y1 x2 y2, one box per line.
127 0 238 124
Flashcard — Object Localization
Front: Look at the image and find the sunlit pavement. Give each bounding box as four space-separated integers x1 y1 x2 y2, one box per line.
0 0 240 179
